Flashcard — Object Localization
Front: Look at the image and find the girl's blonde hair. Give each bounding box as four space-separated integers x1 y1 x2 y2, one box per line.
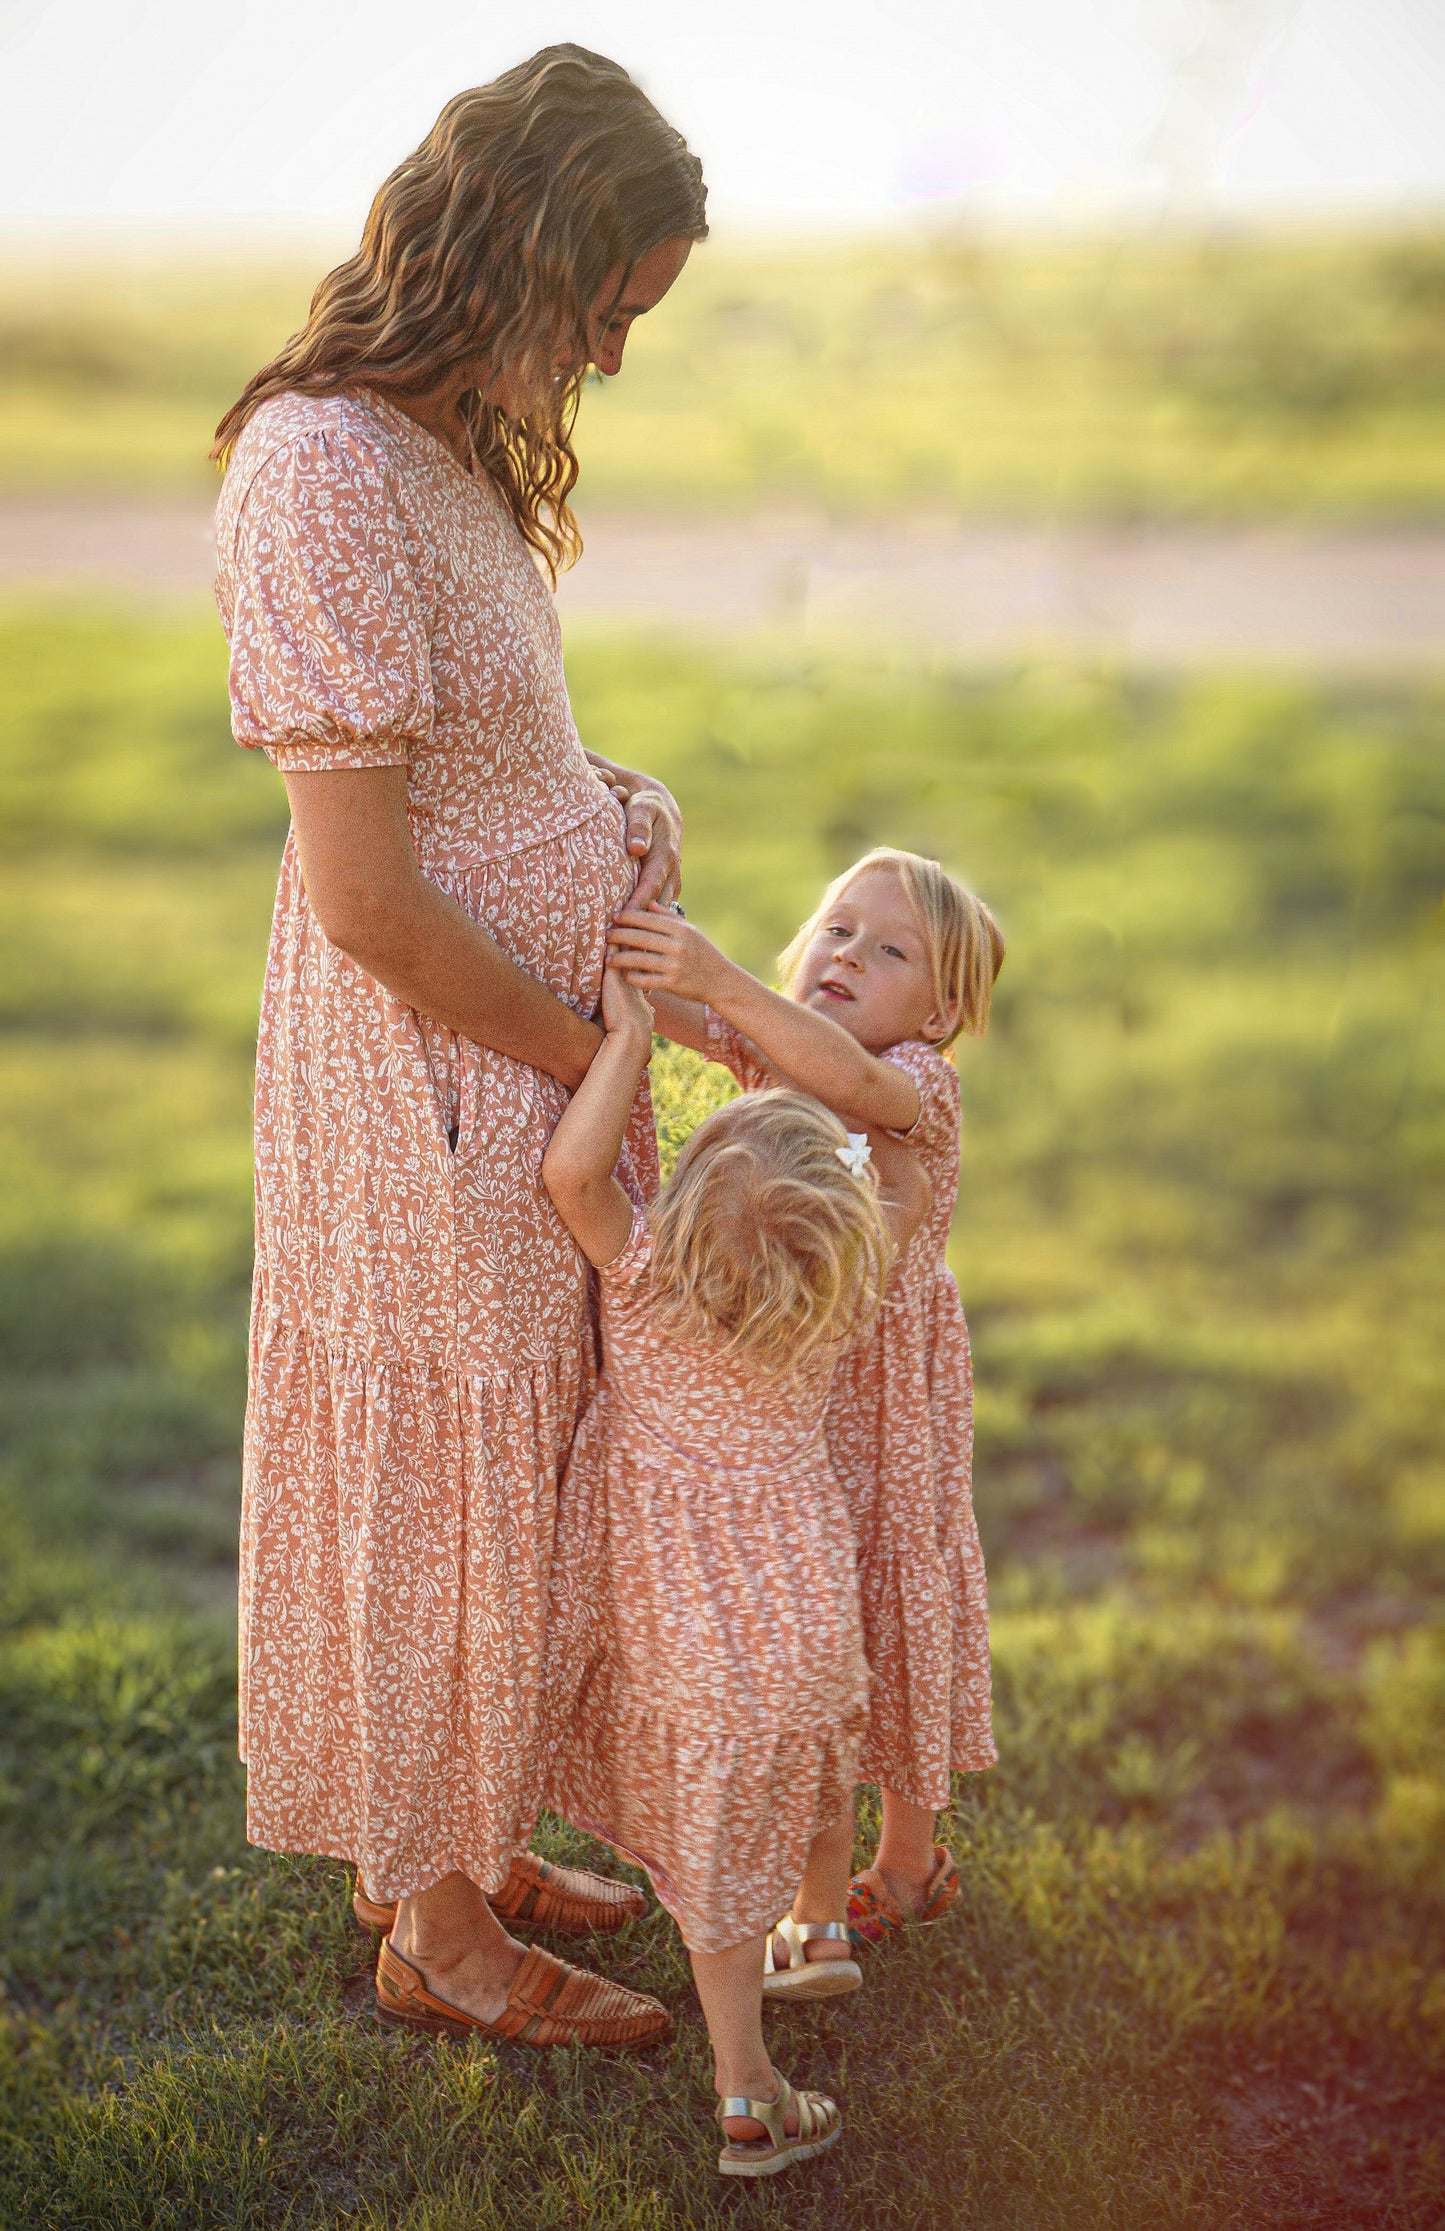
212 45 706 582
778 847 1005 1050
648 1091 892 1374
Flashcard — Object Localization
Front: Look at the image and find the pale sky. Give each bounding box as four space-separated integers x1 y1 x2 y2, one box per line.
2 0 1443 238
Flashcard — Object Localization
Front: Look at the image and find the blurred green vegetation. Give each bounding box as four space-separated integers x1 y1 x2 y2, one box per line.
4 230 1445 516
1 607 1443 2227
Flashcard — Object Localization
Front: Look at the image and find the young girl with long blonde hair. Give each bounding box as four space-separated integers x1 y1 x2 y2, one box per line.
539 961 922 2179
610 848 1004 1970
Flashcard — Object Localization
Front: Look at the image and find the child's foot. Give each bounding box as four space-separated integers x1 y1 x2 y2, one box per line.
848 1845 958 1946
762 1915 862 2000
854 1861 929 1917
716 2069 842 2175
720 2072 798 2146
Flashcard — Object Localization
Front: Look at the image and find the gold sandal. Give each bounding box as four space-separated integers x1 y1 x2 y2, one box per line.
762 1916 863 2002
716 2071 842 2178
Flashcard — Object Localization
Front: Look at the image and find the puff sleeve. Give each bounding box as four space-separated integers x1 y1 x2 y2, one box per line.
598 1207 654 1290
702 1007 772 1092
224 426 434 768
885 1039 960 1166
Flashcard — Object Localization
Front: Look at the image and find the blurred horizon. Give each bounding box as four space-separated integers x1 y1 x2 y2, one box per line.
5 0 1445 237
6 207 1445 262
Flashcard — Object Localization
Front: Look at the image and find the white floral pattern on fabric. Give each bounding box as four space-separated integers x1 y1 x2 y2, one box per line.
215 389 659 1900
543 1214 869 1954
702 1012 995 1810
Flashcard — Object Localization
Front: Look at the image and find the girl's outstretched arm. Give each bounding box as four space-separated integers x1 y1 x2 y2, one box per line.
609 906 919 1133
631 982 712 1054
541 965 655 1268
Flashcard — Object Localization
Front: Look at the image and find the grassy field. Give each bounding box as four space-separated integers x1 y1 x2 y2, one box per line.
0 607 1443 2227
3 230 1445 518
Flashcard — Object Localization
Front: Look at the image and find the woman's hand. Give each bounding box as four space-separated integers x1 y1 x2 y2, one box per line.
608 904 727 1004
600 957 655 1044
585 751 683 909
625 790 682 909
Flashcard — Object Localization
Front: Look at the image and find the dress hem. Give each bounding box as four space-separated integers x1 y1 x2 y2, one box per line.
855 1741 998 1811
244 1821 520 1904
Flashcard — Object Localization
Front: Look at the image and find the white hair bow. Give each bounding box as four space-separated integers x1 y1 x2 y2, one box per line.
835 1133 872 1177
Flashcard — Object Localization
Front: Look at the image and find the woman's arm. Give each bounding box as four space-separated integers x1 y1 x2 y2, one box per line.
542 965 655 1266
584 751 683 909
608 906 919 1132
284 764 602 1090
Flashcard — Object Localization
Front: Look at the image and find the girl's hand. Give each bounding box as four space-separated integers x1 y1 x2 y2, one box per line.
600 957 655 1043
609 905 726 1003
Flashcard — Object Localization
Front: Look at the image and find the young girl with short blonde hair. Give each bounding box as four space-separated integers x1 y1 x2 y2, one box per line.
610 845 1003 1968
540 962 922 2179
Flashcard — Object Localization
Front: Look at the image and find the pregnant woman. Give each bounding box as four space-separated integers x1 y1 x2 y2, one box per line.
212 47 706 2046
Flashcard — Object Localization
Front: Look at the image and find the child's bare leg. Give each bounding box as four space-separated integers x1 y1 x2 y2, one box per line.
860 1786 938 1916
691 1936 800 2141
784 1794 857 1963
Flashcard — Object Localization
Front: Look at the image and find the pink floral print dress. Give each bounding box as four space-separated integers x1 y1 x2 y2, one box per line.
543 1212 870 1953
704 1020 995 1811
214 389 656 1901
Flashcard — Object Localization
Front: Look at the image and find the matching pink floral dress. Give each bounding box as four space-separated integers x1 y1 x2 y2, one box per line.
214 389 656 1902
705 1021 995 1810
543 1213 870 1953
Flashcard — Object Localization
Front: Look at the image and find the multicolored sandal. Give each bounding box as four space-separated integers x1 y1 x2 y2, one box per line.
716 2071 843 2178
353 1851 648 1938
762 1916 863 2001
847 1844 959 1948
375 1936 670 2049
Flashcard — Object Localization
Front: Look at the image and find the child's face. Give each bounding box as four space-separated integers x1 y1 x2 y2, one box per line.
791 868 952 1051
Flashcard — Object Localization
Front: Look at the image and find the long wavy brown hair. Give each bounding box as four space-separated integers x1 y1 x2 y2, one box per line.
212 45 706 577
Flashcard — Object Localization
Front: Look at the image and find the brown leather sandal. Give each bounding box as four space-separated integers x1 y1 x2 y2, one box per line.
375 1935 671 2049
353 1851 649 1938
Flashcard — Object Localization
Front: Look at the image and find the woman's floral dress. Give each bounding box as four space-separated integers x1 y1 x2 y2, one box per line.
215 389 655 1901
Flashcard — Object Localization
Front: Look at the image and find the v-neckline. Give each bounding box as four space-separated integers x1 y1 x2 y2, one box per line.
360 388 490 498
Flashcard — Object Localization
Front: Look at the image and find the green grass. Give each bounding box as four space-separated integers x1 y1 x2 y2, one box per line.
0 608 1442 2226
4 230 1445 517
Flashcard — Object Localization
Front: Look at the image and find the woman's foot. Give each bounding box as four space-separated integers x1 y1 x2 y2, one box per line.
377 1937 671 2048
354 1850 649 1939
390 1909 527 2028
389 1871 526 2023
382 1869 669 2047
494 1851 648 1933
